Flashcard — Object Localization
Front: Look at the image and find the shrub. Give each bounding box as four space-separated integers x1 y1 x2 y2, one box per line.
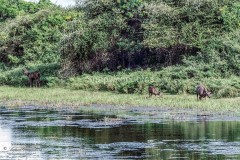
0 63 60 86
217 87 239 98
66 68 240 98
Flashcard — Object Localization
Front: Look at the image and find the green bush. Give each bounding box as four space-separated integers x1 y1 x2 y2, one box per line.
0 63 60 86
217 87 239 98
66 68 240 98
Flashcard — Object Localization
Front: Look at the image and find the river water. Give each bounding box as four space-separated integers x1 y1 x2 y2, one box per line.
0 106 240 159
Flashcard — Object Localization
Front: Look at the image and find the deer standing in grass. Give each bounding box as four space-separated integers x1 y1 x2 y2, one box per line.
148 86 162 97
23 68 41 87
196 84 211 100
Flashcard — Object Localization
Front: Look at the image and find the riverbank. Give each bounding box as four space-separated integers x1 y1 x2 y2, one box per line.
0 86 240 120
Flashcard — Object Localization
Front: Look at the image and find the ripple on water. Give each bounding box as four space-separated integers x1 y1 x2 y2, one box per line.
177 140 240 155
1 106 240 159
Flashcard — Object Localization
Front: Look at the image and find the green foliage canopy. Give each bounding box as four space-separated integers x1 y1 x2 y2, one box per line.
0 0 239 89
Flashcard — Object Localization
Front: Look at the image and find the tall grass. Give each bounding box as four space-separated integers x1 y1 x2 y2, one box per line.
0 65 239 98
67 67 240 98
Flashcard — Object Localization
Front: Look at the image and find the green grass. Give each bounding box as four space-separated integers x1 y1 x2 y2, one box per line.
0 86 239 115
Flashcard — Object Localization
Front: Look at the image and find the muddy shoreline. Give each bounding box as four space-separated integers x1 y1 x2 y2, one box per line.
2 103 240 122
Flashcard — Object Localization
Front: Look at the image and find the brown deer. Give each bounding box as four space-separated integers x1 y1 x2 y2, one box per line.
23 68 41 87
148 86 162 97
196 84 211 100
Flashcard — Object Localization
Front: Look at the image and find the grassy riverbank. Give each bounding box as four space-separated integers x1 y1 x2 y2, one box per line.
0 86 239 115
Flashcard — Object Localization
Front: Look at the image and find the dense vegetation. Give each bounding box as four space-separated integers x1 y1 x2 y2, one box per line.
0 0 239 97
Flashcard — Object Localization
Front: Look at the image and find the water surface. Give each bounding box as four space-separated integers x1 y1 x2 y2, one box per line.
0 106 240 159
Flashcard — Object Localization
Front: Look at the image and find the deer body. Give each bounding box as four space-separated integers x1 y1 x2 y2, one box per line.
23 69 41 87
148 86 161 97
196 84 210 100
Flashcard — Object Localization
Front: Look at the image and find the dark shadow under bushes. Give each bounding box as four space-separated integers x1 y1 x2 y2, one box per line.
61 44 199 74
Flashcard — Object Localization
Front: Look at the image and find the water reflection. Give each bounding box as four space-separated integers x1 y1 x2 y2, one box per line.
0 106 240 159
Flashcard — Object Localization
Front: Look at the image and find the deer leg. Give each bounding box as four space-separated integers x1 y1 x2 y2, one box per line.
149 93 152 98
37 80 39 87
29 80 32 87
36 79 39 87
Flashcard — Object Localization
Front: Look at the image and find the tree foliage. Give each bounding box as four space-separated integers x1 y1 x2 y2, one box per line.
0 1 71 66
0 0 239 77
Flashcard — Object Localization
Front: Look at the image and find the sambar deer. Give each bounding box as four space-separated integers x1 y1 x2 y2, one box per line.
196 84 211 100
23 68 41 87
148 86 162 97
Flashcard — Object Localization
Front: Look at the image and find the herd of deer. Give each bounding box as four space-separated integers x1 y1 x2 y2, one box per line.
148 85 211 100
23 69 211 101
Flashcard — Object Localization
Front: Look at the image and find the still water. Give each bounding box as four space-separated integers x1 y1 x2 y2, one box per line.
0 106 240 159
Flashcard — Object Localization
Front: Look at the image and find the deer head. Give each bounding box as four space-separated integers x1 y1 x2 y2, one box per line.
23 68 29 76
206 91 211 98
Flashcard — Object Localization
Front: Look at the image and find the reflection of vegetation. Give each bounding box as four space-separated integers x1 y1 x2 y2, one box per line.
145 121 240 159
17 120 240 159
